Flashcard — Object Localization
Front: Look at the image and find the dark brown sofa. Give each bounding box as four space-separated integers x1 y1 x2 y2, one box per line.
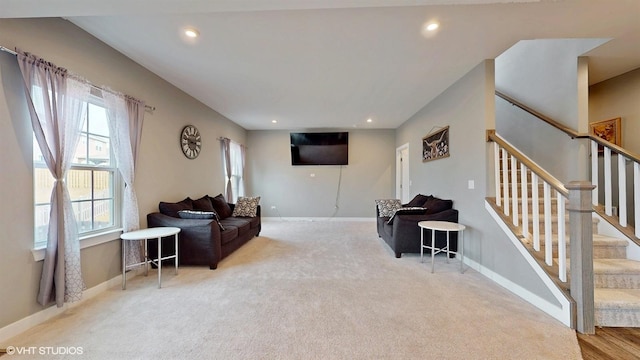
147 194 261 269
376 194 458 258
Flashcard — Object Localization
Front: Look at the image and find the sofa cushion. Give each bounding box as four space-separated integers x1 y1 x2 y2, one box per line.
159 197 193 218
406 194 430 207
387 207 428 224
192 195 215 212
220 217 252 236
219 226 239 245
232 196 261 217
209 194 233 219
423 197 453 214
177 210 215 219
375 199 402 217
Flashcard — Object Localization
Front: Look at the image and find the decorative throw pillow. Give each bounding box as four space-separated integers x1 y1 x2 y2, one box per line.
387 207 428 224
406 194 431 207
209 194 233 219
422 197 453 214
159 197 193 218
192 195 215 212
232 196 261 217
375 199 402 217
178 210 216 219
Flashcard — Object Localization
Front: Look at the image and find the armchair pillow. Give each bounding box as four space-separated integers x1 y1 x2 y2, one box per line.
406 194 430 207
232 196 261 217
423 197 453 214
209 194 233 219
159 197 193 218
192 195 216 212
375 199 402 217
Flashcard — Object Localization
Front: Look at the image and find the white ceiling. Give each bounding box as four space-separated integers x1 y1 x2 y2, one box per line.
2 0 639 130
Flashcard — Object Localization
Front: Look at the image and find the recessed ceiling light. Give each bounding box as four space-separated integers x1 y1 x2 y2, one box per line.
426 23 439 32
367 118 373 123
184 28 200 38
271 119 278 124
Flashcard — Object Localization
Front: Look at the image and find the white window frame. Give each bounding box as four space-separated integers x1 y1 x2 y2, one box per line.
32 95 123 260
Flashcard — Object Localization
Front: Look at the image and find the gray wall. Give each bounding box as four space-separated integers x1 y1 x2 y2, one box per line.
590 67 640 155
495 39 603 183
0 18 245 329
246 129 395 217
396 60 558 305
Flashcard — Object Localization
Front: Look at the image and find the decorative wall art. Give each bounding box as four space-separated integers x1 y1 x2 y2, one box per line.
590 117 621 153
422 126 449 162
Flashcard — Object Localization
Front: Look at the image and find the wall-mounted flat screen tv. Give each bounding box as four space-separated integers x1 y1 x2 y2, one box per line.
290 132 348 166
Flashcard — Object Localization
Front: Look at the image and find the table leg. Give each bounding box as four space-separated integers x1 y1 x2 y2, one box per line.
420 227 424 263
446 230 450 264
144 238 149 276
158 236 162 289
431 229 436 273
175 233 179 275
460 230 464 273
122 240 126 290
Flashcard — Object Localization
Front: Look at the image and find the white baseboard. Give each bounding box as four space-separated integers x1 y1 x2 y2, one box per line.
462 256 569 326
0 268 143 344
262 217 375 222
484 200 572 327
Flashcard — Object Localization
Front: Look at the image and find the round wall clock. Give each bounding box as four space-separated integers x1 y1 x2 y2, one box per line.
180 125 202 159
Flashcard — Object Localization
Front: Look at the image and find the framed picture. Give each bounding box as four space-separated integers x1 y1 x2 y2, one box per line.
422 126 449 162
590 117 621 152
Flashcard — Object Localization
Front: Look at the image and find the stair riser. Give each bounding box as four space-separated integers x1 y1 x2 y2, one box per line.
595 274 640 289
544 245 626 259
595 308 640 327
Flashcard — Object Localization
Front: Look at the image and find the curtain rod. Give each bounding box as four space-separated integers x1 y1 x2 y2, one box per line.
0 46 155 112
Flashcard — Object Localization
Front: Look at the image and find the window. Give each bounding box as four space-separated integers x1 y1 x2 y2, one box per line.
33 99 121 248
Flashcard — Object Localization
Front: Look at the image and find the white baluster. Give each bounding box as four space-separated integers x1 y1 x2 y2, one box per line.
511 156 519 226
591 140 599 207
618 154 627 227
495 143 501 207
532 173 540 252
502 149 510 216
604 147 612 216
635 163 640 238
544 182 552 266
521 163 529 239
557 192 566 282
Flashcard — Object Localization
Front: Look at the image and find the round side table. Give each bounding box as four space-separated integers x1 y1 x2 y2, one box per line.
418 220 466 273
121 227 180 289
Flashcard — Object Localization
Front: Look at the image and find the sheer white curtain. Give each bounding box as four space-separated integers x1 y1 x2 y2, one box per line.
220 138 246 203
230 141 245 200
17 50 90 307
221 138 233 201
103 91 144 265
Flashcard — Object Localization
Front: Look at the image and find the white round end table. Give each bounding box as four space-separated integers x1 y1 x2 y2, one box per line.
121 227 180 289
418 220 466 273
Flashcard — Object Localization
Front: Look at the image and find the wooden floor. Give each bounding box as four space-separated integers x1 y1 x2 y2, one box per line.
577 327 640 360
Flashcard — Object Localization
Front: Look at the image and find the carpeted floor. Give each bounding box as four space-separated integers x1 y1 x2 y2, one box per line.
4 219 582 359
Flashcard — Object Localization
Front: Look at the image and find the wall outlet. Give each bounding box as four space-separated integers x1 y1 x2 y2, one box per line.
468 180 475 189
271 206 277 210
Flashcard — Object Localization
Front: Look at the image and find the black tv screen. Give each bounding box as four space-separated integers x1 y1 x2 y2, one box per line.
290 132 348 166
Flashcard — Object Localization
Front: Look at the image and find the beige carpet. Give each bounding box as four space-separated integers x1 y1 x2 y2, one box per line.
5 220 582 359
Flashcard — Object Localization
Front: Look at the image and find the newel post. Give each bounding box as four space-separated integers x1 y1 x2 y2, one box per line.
566 181 596 334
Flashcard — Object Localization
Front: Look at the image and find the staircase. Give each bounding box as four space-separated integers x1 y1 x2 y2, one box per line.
506 162 640 328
